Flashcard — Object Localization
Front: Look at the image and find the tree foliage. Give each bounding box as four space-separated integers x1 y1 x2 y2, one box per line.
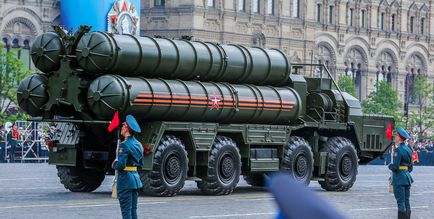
0 44 31 125
407 74 434 140
337 75 357 97
362 80 403 127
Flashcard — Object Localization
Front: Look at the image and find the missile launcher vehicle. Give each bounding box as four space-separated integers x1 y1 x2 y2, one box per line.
18 26 393 196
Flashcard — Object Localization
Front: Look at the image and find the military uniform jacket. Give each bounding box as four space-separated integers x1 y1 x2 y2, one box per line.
388 143 414 186
114 136 144 190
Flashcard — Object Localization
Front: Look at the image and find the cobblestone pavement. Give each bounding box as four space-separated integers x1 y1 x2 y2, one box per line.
0 164 432 219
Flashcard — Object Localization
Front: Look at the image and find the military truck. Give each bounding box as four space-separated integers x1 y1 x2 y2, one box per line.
18 26 393 196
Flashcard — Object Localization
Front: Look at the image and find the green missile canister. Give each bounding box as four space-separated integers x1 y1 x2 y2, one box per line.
87 75 302 124
31 32 64 73
76 32 291 86
17 73 49 116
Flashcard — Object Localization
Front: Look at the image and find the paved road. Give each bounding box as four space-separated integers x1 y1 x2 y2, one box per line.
0 164 433 219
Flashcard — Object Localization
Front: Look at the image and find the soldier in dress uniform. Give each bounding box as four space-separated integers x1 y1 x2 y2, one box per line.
111 115 144 219
389 126 414 219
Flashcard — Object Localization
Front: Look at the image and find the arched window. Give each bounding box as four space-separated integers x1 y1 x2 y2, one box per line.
2 38 8 46
376 50 396 86
360 10 366 28
315 43 336 76
316 4 322 22
379 12 385 30
389 1 400 32
12 39 19 48
344 62 363 100
345 47 367 100
405 54 426 104
328 5 334 24
358 0 368 29
419 4 429 35
408 2 418 35
23 40 30 49
348 8 354 26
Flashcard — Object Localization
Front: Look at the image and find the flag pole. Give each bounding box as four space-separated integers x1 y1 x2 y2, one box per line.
388 142 394 193
111 127 120 198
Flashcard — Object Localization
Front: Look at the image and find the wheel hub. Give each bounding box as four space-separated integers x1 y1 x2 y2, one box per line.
295 155 307 176
340 155 353 179
164 154 181 182
221 155 234 178
218 153 236 184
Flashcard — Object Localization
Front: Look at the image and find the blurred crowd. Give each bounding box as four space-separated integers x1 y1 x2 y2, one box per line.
407 138 434 153
0 122 54 163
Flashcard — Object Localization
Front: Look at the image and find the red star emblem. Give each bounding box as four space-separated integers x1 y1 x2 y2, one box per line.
210 95 221 110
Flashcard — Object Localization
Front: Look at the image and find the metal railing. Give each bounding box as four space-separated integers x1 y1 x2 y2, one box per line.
292 63 346 99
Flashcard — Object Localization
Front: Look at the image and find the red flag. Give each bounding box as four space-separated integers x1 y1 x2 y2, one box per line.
108 111 120 133
386 123 393 141
412 151 419 163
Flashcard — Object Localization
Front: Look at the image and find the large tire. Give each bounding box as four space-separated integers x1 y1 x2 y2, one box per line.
281 136 314 185
319 137 358 191
141 135 188 197
56 166 105 192
197 136 241 195
243 174 267 187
